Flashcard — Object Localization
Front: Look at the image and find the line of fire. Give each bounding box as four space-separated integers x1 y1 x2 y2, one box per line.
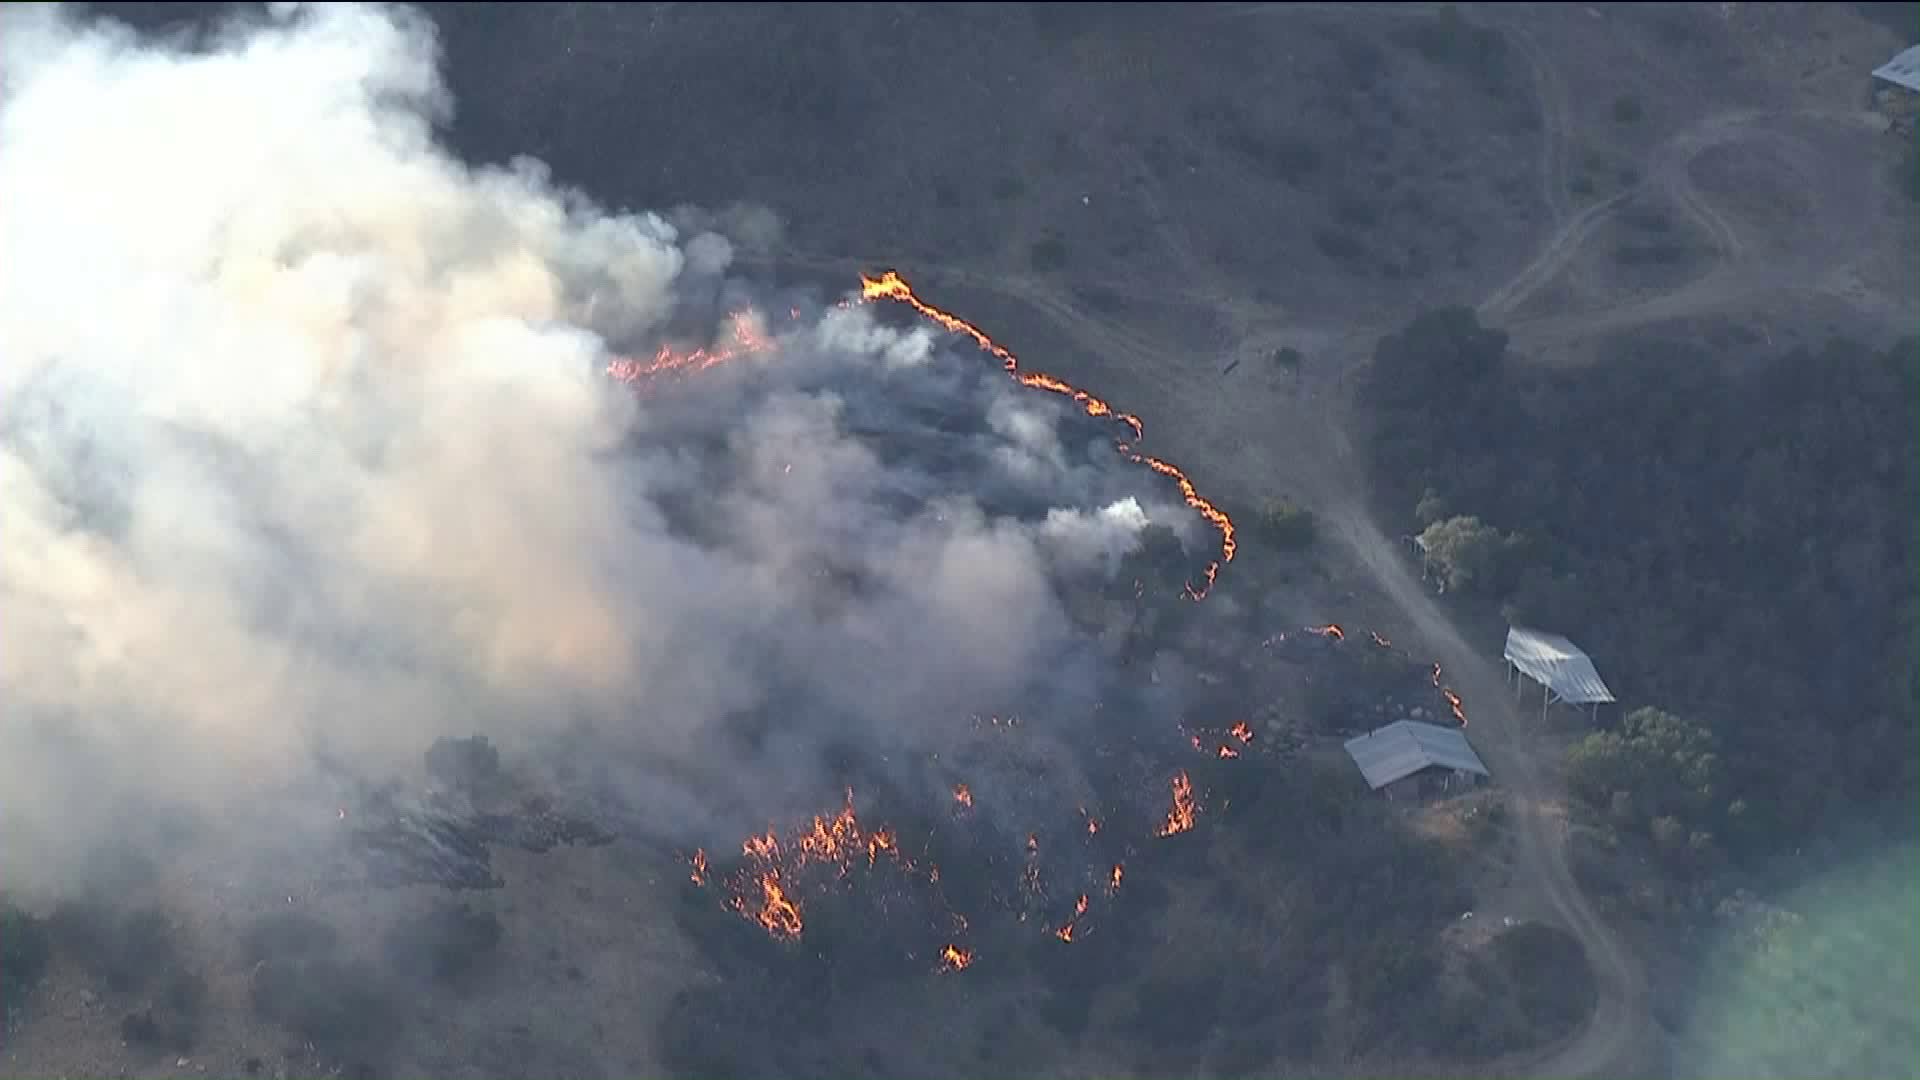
620 274 1502 974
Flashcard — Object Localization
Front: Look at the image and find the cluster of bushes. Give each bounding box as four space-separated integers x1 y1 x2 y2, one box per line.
1427 922 1596 1059
1255 496 1317 551
244 899 505 1070
1391 5 1515 99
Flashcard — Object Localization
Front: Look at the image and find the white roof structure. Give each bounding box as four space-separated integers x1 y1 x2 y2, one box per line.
1343 721 1490 791
1504 627 1615 705
1874 45 1920 92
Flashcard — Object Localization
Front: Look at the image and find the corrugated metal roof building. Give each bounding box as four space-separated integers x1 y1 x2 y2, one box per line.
1874 45 1920 93
1504 626 1615 722
1344 720 1489 798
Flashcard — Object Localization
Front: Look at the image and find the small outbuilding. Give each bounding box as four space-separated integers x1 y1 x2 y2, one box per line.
1503 626 1615 723
1344 720 1490 801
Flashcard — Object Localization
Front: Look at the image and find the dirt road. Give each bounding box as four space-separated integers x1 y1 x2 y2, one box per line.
1323 499 1653 1080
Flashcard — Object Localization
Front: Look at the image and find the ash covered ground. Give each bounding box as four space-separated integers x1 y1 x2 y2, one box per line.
0 4 1580 1078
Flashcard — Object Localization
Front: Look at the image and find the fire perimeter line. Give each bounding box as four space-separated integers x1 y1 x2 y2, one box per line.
858 271 1237 601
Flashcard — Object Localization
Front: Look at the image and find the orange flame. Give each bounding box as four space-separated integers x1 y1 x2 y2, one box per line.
732 870 804 940
742 830 781 862
938 944 974 972
714 787 938 939
1217 744 1240 760
1307 624 1345 641
689 848 709 887
860 271 1234 600
1074 893 1090 918
606 310 774 383
1108 863 1125 895
1055 922 1078 943
953 783 973 809
1156 771 1199 838
1027 832 1040 856
1369 631 1392 649
1229 720 1255 744
1442 688 1467 726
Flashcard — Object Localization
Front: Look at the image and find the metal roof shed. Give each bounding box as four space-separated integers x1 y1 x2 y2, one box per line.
1874 45 1920 93
1344 720 1490 791
1503 626 1615 723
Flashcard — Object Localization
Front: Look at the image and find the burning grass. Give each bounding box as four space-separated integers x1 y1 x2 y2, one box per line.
659 719 1478 1077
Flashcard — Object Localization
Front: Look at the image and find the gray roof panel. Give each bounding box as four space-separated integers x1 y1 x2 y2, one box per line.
1343 720 1490 790
1875 45 1920 92
1504 626 1616 705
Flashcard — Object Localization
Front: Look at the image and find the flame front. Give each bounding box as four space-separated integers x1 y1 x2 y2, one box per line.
1229 720 1254 744
860 271 1234 599
689 848 709 887
1442 687 1467 726
607 310 774 383
1217 744 1240 760
1156 771 1199 837
710 787 938 940
939 944 974 972
1307 624 1345 641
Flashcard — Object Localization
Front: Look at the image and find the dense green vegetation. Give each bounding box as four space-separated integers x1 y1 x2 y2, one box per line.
1567 707 1727 877
1362 308 1919 864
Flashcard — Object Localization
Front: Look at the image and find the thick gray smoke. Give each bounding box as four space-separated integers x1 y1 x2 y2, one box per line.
0 2 1190 900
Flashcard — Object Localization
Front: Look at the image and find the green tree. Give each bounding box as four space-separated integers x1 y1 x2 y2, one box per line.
1255 497 1316 550
1417 515 1516 594
1567 707 1723 860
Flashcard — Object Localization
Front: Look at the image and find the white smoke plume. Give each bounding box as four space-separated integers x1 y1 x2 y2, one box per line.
0 2 1193 901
